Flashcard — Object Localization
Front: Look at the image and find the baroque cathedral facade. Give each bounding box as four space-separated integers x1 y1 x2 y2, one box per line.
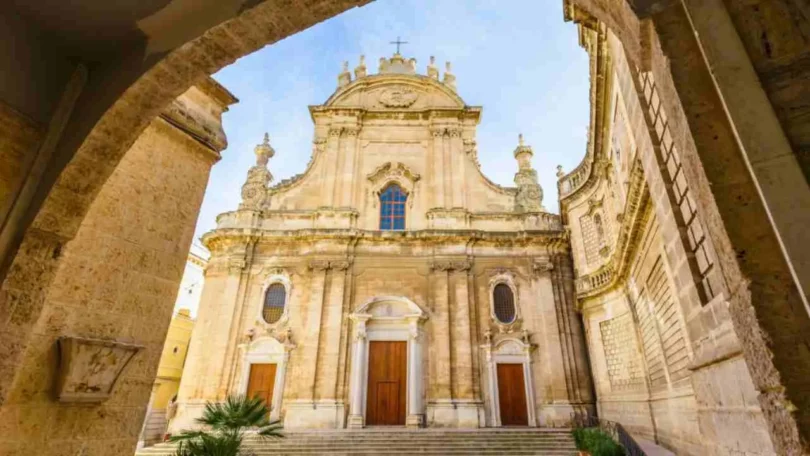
171 52 595 431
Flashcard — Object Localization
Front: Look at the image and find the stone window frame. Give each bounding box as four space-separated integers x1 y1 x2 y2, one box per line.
488 271 521 333
257 270 292 329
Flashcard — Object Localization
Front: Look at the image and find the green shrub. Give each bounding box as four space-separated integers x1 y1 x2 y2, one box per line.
170 395 283 456
572 427 625 456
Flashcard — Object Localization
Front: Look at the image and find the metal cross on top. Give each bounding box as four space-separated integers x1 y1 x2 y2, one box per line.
390 36 408 54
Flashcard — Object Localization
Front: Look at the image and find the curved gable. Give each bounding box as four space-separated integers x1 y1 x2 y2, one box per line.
322 75 466 111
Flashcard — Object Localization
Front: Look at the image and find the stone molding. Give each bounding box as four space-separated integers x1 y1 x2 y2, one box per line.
366 162 421 209
429 258 473 272
487 270 522 333
307 259 351 271
575 159 652 300
557 18 609 204
203 228 570 253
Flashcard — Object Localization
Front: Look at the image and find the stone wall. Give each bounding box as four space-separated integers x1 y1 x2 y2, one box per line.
0 81 232 455
172 231 594 431
560 14 778 455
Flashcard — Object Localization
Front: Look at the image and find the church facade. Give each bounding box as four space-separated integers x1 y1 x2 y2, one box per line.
171 53 594 431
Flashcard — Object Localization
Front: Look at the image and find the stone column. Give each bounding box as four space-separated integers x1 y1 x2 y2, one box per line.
430 128 446 208
313 260 349 425
269 345 293 422
283 260 329 429
427 260 454 426
206 257 246 400
339 127 359 207
347 316 369 428
450 260 481 426
322 128 342 207
406 316 425 428
448 127 466 208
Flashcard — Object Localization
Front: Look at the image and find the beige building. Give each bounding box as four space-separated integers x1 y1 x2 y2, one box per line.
556 9 778 455
172 52 594 432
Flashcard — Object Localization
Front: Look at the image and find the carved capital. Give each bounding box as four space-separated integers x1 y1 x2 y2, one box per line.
308 259 331 271
228 259 246 275
328 128 342 137
430 258 472 272
330 260 351 271
343 127 360 137
532 260 554 276
430 128 445 138
447 128 462 138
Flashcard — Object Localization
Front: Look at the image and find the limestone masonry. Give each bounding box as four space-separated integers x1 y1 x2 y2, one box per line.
171 52 595 432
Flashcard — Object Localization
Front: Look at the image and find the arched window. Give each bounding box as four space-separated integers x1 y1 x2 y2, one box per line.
263 283 286 324
493 283 516 324
379 183 407 230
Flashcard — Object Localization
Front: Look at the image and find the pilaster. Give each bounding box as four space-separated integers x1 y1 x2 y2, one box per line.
430 127 447 208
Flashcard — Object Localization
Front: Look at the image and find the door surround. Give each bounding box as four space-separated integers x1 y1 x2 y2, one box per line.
482 336 537 427
236 336 293 421
348 296 427 429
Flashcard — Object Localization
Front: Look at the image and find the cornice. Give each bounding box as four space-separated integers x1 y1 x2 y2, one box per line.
202 228 570 253
558 20 611 210
574 159 652 302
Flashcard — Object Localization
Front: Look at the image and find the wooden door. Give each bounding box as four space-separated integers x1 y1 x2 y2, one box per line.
497 363 528 426
366 341 407 425
246 363 277 411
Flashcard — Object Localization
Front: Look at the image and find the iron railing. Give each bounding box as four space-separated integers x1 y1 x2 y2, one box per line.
571 413 647 456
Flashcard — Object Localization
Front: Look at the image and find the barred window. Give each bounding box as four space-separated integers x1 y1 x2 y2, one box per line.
263 283 286 324
493 284 516 324
379 184 407 230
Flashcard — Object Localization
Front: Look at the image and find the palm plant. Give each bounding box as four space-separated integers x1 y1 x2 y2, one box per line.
171 395 283 456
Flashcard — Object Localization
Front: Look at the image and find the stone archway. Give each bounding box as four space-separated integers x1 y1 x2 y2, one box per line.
0 0 807 454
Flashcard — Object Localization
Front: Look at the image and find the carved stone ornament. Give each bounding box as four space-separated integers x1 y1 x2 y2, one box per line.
55 336 143 403
379 86 419 108
367 162 421 208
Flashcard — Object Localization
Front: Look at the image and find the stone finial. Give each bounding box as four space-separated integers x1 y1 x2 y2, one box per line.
512 134 544 212
379 56 388 72
241 133 274 210
427 55 439 79
408 57 417 72
354 55 367 79
443 61 456 91
556 165 565 179
514 133 533 167
254 132 275 166
338 61 352 88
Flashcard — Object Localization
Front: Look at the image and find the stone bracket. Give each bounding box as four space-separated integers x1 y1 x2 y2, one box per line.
55 336 143 403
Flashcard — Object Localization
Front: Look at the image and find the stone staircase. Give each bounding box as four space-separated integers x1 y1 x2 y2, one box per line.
135 428 577 455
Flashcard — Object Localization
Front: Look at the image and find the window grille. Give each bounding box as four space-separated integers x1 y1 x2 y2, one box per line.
379 184 407 230
263 283 286 324
493 283 516 324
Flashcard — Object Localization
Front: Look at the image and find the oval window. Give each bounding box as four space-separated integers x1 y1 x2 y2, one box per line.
263 283 287 324
493 283 516 324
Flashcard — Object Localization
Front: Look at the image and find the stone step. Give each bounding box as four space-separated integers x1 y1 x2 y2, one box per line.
135 429 576 456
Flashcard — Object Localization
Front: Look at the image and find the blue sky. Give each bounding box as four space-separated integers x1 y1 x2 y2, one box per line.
195 0 590 240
